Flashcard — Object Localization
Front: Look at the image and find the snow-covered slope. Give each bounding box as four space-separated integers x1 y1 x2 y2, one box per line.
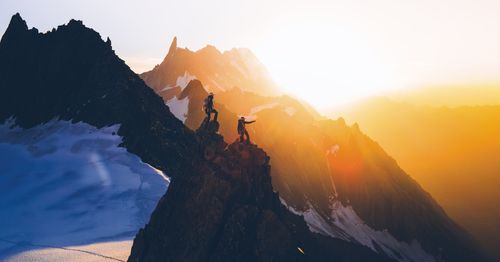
0 120 169 260
277 145 436 262
5 240 133 262
283 200 435 262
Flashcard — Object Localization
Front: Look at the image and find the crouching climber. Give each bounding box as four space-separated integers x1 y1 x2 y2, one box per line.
237 116 255 143
203 92 218 122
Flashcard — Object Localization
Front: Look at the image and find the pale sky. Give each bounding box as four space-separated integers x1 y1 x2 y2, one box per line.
1 0 500 109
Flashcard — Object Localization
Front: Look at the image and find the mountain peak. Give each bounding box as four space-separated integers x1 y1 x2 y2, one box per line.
4 13 29 35
197 44 221 56
184 79 204 91
178 79 207 100
67 18 85 28
1 13 37 56
9 13 28 30
167 36 177 56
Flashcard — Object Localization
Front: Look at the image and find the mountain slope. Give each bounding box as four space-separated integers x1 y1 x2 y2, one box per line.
140 37 281 97
335 97 500 261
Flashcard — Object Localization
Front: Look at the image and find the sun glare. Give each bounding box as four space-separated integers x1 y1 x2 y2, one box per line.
256 20 396 109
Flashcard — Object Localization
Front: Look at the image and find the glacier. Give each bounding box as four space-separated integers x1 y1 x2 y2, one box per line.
0 119 169 260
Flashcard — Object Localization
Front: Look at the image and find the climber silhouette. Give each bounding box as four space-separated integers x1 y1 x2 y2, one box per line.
238 116 255 143
203 92 218 122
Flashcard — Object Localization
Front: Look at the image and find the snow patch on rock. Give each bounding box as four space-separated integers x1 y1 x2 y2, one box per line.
166 96 189 123
249 103 297 117
249 102 279 115
159 85 175 93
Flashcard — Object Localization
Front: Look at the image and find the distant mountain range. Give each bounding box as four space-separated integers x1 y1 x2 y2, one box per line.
334 97 500 261
140 37 281 98
0 13 489 262
384 86 500 107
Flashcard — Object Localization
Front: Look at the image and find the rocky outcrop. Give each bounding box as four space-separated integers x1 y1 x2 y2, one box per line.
128 121 391 262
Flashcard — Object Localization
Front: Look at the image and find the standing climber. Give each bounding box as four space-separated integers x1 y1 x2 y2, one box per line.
203 92 218 122
237 116 255 143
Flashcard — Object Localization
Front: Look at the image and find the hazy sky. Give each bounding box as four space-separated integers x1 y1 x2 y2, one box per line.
1 0 500 108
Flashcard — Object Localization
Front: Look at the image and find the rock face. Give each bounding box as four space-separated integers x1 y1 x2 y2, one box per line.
128 121 391 262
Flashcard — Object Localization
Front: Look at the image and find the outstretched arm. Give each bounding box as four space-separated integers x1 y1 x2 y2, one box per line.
245 120 256 124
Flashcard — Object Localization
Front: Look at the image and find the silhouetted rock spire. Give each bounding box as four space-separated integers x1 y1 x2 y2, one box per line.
167 36 177 56
1 13 33 45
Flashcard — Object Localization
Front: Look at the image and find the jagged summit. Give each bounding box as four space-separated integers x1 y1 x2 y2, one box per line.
1 14 111 54
140 36 281 96
7 13 28 31
196 44 222 56
67 18 84 27
1 13 35 45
